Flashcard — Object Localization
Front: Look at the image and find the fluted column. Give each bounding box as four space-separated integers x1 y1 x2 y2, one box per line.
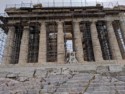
90 21 103 61
2 26 15 64
57 21 65 64
120 20 125 59
120 19 125 36
120 20 125 40
38 22 46 64
18 26 29 65
73 20 84 63
107 21 122 60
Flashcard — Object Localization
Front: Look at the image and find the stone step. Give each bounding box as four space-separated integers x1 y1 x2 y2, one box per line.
117 90 125 94
41 88 125 94
56 87 83 93
88 90 125 94
70 77 92 81
42 81 125 90
0 91 10 94
47 75 70 78
55 92 69 94
89 91 115 94
42 83 125 93
57 85 84 89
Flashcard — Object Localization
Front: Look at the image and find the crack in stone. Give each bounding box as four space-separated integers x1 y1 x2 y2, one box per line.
0 67 125 94
33 69 36 78
51 73 76 94
82 75 95 94
114 84 120 94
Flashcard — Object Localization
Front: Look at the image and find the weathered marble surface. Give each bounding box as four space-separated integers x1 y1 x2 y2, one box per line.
0 64 125 94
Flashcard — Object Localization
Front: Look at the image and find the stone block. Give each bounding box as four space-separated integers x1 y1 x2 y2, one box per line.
19 72 34 78
109 65 122 72
96 66 109 73
27 89 40 94
6 73 18 79
35 69 47 78
0 72 10 78
0 91 10 94
17 77 29 82
115 76 125 82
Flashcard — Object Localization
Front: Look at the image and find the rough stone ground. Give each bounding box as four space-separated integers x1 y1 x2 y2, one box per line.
0 64 125 94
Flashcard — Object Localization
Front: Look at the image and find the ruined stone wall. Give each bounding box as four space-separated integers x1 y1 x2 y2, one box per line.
0 64 125 94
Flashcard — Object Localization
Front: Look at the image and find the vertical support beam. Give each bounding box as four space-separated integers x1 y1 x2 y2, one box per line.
73 20 84 63
2 26 15 64
107 21 122 60
38 22 46 64
90 21 103 61
57 21 65 64
19 26 29 65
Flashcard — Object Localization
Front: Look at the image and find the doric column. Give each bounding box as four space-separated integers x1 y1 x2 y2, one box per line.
73 20 84 63
18 26 29 65
57 21 65 64
2 26 15 64
119 20 125 59
38 22 46 64
120 20 125 39
107 21 122 60
90 21 103 61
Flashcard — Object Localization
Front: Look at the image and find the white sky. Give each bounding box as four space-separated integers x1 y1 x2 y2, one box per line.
0 0 125 13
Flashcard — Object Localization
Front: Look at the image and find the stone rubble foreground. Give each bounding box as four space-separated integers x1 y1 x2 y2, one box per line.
0 65 125 94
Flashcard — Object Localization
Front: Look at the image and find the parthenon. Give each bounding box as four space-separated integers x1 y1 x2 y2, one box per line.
1 2 125 94
0 3 125 66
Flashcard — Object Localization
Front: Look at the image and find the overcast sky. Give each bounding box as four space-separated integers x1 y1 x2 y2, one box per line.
0 0 125 13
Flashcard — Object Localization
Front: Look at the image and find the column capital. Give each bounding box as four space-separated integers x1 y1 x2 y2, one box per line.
105 16 114 22
90 19 98 23
40 21 46 35
106 19 113 22
57 21 64 31
7 25 15 35
73 20 80 23
73 18 82 23
8 21 18 26
120 20 124 22
56 20 64 24
106 21 113 26
119 20 125 25
40 21 46 24
91 20 97 24
8 25 15 29
23 25 29 29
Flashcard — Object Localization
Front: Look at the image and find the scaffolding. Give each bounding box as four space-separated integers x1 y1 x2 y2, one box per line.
46 1 58 62
0 13 8 63
0 29 6 63
96 21 113 60
28 23 40 63
80 22 95 61
11 25 23 64
46 22 57 62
